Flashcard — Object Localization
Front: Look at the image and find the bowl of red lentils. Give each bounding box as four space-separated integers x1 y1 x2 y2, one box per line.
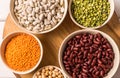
0 32 43 74
33 65 66 78
59 29 119 78
69 0 114 29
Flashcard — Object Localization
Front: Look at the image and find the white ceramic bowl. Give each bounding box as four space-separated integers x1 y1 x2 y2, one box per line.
59 29 119 78
10 0 68 34
69 0 114 29
32 65 66 78
0 32 43 74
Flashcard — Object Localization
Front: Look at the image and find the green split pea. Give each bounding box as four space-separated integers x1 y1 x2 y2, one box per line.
71 0 110 27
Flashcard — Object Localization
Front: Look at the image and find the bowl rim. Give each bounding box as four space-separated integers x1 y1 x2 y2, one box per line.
58 29 119 78
10 0 68 34
0 31 43 74
32 65 67 78
68 0 115 29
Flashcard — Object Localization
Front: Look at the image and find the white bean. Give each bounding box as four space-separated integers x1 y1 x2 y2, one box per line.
42 0 47 4
33 26 40 31
26 26 33 31
18 0 23 4
47 13 51 21
44 19 50 25
39 14 44 21
61 7 64 13
51 9 55 15
50 4 55 10
60 0 64 6
25 21 30 25
14 0 65 32
29 1 34 7
51 0 55 3
57 12 63 19
50 20 55 26
52 17 57 24
56 0 59 3
28 17 33 21
33 0 37 2
43 5 48 10
44 25 52 30
15 1 18 6
33 21 37 25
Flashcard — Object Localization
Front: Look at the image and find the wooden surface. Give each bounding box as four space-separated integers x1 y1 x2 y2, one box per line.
3 12 120 78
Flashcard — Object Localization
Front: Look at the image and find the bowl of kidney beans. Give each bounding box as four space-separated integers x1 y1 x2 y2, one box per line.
59 29 119 78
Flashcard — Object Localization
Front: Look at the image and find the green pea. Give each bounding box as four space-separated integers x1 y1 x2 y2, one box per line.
71 0 110 27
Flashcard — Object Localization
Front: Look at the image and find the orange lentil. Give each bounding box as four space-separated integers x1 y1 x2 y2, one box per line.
5 33 40 71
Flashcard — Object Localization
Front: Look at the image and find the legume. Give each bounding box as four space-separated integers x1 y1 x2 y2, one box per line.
14 0 65 32
62 33 114 78
71 0 110 27
5 33 40 71
33 66 64 78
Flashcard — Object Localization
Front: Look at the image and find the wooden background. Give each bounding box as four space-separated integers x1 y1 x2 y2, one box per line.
3 12 120 78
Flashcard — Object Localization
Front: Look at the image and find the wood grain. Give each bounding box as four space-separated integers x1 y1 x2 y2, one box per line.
3 12 120 78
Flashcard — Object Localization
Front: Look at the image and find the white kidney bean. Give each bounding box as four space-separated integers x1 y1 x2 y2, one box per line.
14 0 65 32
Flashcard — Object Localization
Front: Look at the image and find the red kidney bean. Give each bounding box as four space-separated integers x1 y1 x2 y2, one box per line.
62 33 114 78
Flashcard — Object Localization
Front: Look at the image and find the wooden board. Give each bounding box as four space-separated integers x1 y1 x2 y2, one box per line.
3 12 120 78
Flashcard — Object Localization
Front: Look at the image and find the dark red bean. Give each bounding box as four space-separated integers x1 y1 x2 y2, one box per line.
98 59 102 64
82 68 88 73
87 59 92 64
93 40 100 44
82 72 87 77
76 35 81 39
97 52 101 58
63 55 67 60
95 71 100 76
73 73 76 78
62 33 114 78
90 47 93 53
66 67 70 71
73 47 79 51
89 68 93 72
76 64 81 68
100 70 105 76
78 75 82 78
75 44 81 48
66 51 71 55
91 58 96 66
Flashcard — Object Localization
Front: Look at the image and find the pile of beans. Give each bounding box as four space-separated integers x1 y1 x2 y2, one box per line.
14 0 65 32
33 66 64 78
71 0 110 27
62 33 114 78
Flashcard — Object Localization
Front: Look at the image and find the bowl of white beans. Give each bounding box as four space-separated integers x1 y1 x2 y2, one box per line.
32 65 66 78
10 0 68 34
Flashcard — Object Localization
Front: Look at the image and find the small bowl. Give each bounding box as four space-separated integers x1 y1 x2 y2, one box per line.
32 65 66 78
59 29 119 78
0 32 43 74
69 0 114 29
10 0 68 34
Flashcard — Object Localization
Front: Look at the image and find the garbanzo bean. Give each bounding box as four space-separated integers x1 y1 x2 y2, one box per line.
33 66 64 78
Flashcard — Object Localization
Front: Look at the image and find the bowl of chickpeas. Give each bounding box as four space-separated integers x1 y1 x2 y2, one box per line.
33 65 66 78
69 0 114 29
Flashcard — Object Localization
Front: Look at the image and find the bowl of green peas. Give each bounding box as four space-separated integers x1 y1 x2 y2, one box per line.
69 0 114 29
